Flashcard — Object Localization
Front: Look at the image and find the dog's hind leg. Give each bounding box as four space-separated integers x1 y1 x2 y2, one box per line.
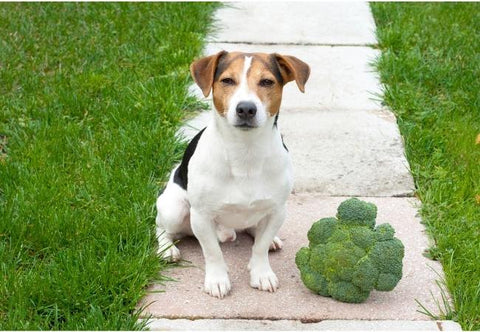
156 224 181 262
155 183 191 262
246 227 283 251
215 223 237 243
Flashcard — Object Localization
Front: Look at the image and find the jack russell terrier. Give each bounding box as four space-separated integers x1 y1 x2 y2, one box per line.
155 51 310 298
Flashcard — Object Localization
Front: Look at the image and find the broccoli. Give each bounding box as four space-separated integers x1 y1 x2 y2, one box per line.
295 198 405 303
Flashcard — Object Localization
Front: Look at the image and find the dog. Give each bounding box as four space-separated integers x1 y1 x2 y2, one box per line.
155 50 310 298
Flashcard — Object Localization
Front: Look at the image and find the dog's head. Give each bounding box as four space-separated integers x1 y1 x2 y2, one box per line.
190 51 310 130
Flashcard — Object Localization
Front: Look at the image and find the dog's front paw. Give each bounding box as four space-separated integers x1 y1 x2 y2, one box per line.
204 267 231 298
249 266 279 292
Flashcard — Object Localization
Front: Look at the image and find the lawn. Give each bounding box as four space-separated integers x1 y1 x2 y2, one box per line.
371 3 480 330
0 3 218 329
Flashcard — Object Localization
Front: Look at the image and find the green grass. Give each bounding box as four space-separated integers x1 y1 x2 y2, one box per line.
371 3 480 330
0 3 219 329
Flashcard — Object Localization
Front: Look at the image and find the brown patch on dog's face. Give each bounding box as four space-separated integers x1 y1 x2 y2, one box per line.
246 53 285 117
211 52 245 116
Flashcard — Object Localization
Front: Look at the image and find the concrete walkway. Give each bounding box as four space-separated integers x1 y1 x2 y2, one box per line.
140 2 461 331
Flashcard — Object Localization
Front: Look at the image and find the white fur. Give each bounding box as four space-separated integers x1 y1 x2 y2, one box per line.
226 56 267 128
155 55 293 298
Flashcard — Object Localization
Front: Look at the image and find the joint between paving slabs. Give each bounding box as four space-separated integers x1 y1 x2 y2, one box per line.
209 41 379 48
436 321 444 331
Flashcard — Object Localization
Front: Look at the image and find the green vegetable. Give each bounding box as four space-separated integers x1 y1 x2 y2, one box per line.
295 198 405 303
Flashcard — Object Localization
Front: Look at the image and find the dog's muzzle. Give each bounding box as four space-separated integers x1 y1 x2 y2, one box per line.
235 101 257 129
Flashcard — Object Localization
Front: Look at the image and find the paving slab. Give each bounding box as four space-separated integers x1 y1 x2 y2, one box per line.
192 43 383 112
177 109 414 197
279 108 414 196
140 195 446 322
210 2 377 46
144 318 462 331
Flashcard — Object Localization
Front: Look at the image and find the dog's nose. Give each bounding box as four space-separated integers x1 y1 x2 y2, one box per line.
236 101 257 120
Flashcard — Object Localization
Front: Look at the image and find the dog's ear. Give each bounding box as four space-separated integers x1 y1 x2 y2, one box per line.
190 51 228 97
274 54 310 93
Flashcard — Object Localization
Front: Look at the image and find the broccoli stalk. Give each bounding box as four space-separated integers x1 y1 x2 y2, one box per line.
295 198 405 303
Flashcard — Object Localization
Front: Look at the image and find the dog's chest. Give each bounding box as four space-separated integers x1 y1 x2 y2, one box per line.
212 174 283 229
188 133 292 228
215 152 287 200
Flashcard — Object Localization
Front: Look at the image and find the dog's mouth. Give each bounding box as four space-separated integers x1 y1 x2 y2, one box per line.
234 123 257 130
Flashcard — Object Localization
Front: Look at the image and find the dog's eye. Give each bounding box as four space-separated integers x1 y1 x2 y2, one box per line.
259 79 274 87
221 77 236 85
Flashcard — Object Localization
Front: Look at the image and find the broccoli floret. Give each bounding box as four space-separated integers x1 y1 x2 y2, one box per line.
295 247 329 295
328 281 370 303
350 226 376 249
337 197 377 228
295 198 404 303
307 217 337 246
369 238 404 280
375 223 395 241
352 257 378 292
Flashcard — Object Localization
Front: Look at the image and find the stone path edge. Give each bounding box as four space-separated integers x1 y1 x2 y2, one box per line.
142 318 463 331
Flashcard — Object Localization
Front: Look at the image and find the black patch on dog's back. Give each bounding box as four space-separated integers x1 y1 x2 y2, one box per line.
173 128 206 190
273 112 288 152
280 132 289 152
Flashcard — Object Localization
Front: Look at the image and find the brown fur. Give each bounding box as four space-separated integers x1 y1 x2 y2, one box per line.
247 54 284 117
212 53 245 116
190 51 227 97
